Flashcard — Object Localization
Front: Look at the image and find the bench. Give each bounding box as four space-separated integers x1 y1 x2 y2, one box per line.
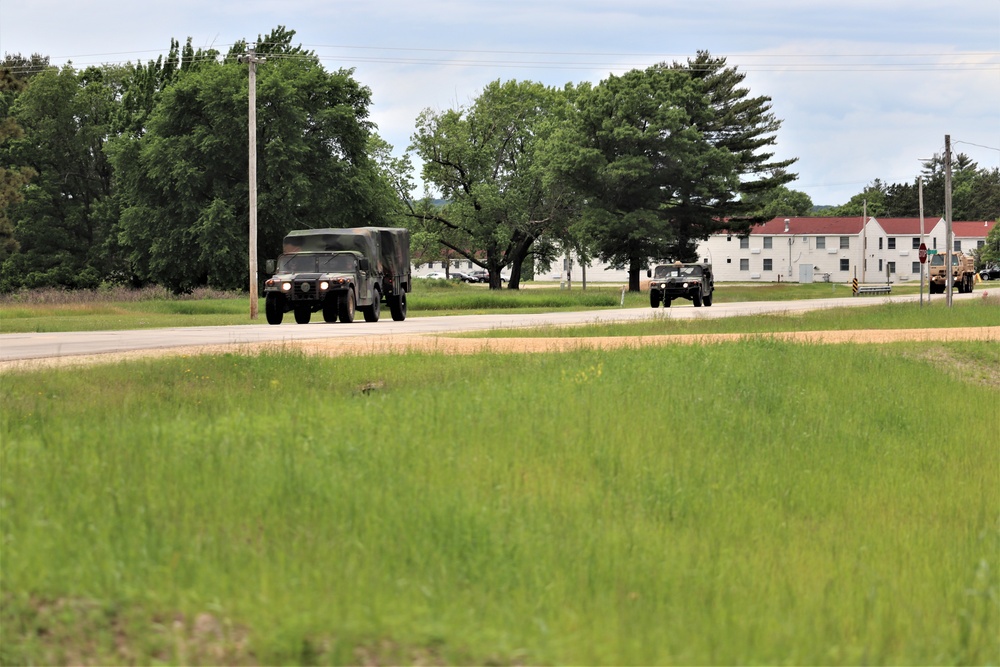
855 284 892 295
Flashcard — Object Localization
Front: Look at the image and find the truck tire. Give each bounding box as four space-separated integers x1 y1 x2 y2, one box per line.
663 298 671 308
693 291 703 307
338 289 356 323
704 291 713 306
323 297 338 323
389 292 407 321
363 290 381 322
265 293 284 325
650 290 660 308
294 304 311 324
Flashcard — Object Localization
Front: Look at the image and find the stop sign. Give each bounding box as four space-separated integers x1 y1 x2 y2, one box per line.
919 243 928 264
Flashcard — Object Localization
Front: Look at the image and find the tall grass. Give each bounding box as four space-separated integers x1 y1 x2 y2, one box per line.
2 341 997 665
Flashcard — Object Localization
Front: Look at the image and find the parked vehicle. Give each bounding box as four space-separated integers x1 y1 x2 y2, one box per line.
647 262 714 307
423 272 449 280
468 270 489 283
979 265 1000 281
449 270 478 283
928 252 976 294
263 227 411 325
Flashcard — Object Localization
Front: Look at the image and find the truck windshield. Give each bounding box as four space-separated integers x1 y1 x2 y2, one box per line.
654 265 702 279
930 255 944 266
278 253 356 273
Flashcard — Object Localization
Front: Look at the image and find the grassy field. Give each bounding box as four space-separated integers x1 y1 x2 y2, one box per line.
0 280 926 333
1 331 998 664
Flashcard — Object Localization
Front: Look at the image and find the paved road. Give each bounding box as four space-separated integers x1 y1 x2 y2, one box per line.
0 292 979 362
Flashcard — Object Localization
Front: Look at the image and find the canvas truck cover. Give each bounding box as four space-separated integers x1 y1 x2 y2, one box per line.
374 228 410 278
282 228 379 261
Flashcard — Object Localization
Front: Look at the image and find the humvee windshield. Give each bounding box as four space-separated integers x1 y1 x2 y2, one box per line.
930 255 945 267
654 265 703 279
278 253 356 273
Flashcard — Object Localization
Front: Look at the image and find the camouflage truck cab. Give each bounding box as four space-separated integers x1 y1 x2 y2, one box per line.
647 262 714 308
263 227 411 325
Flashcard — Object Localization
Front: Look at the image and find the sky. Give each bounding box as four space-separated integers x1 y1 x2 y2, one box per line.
2 0 998 208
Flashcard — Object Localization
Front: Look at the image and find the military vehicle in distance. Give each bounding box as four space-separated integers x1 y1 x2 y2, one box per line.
647 261 714 308
263 227 411 325
928 251 976 294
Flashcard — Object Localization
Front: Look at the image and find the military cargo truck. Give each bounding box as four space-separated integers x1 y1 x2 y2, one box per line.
928 251 976 294
263 227 411 325
647 262 714 308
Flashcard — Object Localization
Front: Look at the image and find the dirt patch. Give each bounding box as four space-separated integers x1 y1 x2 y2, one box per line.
3 327 998 372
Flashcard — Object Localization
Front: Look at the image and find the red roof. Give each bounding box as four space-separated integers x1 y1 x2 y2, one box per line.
951 220 996 238
872 218 940 234
751 217 865 235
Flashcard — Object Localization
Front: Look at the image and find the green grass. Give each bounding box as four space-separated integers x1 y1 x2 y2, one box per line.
2 341 997 665
0 281 924 333
467 295 1000 338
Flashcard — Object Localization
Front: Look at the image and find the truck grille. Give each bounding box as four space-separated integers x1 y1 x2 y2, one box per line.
292 279 318 299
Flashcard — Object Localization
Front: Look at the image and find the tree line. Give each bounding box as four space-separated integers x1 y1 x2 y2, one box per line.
2 27 997 293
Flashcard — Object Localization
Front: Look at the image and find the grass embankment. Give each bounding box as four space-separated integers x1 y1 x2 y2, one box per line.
0 281 919 333
2 338 998 665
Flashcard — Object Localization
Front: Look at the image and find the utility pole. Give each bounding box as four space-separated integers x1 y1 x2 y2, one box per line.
239 46 265 319
918 176 925 306
944 134 953 307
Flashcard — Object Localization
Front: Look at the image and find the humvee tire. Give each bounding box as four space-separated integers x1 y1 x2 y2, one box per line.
650 290 660 308
704 292 713 306
389 292 407 321
693 291 703 307
265 293 284 325
363 291 381 322
339 289 356 323
322 297 339 323
294 304 311 324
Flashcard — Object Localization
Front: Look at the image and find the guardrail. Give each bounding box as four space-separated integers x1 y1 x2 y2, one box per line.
855 284 892 295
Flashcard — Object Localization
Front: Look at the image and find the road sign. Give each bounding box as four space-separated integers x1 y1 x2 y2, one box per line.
927 249 939 255
919 243 928 264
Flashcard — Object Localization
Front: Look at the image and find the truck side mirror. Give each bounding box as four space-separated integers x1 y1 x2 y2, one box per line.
359 257 370 272
646 269 652 278
265 259 276 274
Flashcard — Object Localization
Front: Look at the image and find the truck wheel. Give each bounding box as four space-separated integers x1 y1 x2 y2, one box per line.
294 304 311 324
389 292 407 321
363 290 381 322
323 297 338 323
265 293 284 325
693 291 703 307
663 298 671 308
338 289 356 323
704 292 713 306
650 290 660 308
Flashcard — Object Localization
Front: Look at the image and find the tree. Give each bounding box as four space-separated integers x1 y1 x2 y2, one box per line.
0 58 40 264
409 79 571 289
674 52 798 230
545 65 739 291
110 27 394 292
978 222 1000 267
0 63 119 290
738 182 813 218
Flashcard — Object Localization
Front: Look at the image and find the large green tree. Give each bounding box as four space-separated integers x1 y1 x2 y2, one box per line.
111 27 394 292
545 65 739 291
409 79 572 289
0 62 120 290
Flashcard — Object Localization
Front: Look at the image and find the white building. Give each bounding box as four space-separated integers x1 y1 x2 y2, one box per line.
547 217 996 285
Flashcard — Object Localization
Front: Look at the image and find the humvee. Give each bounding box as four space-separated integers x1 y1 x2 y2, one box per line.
263 227 411 325
647 262 714 308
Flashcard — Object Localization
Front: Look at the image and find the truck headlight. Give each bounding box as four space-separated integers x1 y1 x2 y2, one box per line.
281 282 292 292
319 281 329 290
682 282 689 288
660 283 667 289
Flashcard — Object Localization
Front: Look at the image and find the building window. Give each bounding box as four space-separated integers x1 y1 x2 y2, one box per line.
727 235 732 242
912 237 921 249
763 258 772 271
887 262 896 275
878 259 883 272
840 236 850 249
977 240 984 248
878 238 883 250
727 258 732 263
888 237 896 250
763 237 772 249
954 240 962 251
740 258 749 271
816 236 826 249
839 259 850 271
740 237 749 249
912 261 921 273
933 237 937 249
